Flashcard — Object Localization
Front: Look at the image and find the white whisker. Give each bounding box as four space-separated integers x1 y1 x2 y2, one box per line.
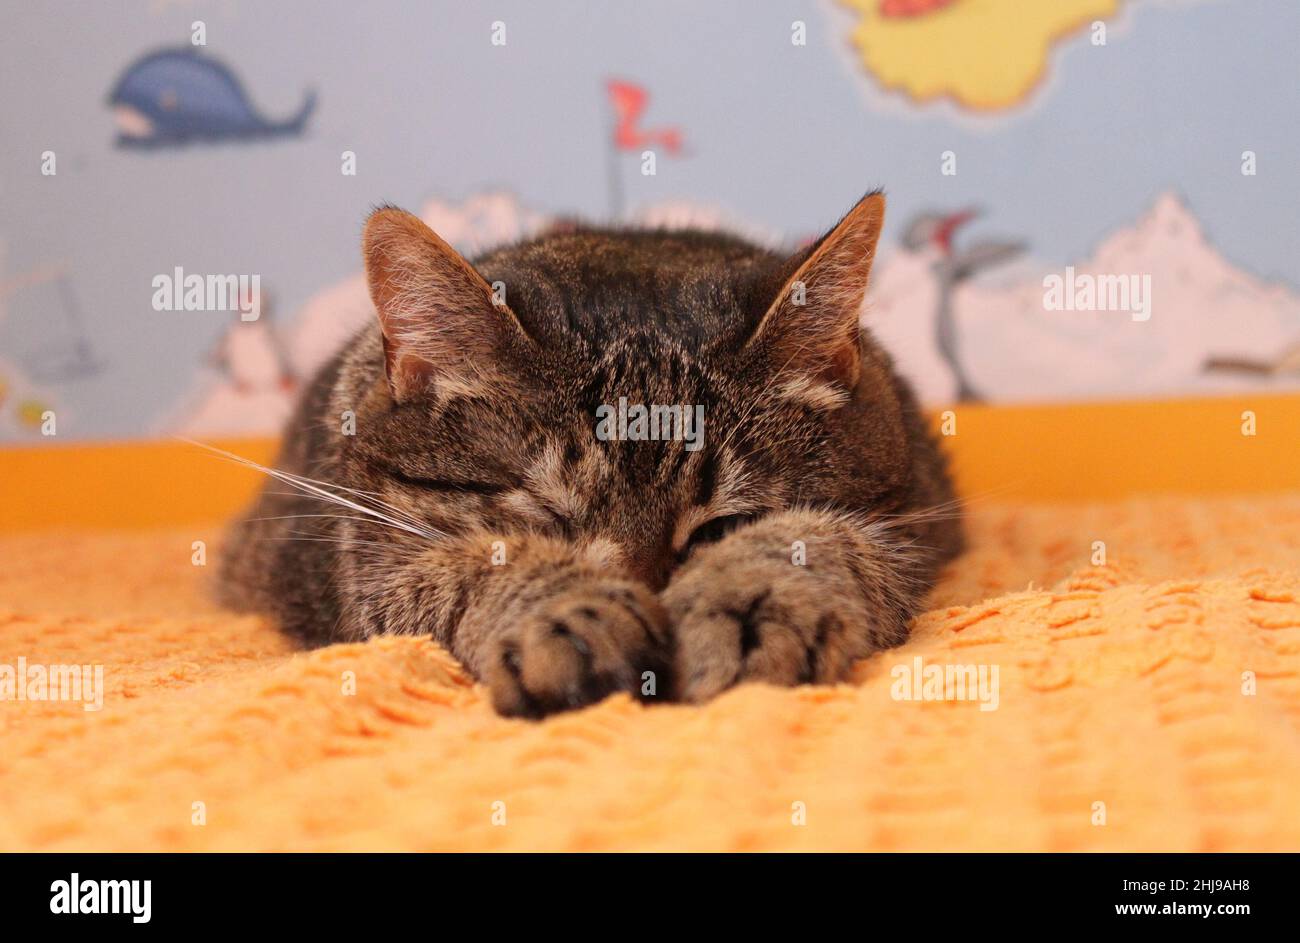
177 438 444 541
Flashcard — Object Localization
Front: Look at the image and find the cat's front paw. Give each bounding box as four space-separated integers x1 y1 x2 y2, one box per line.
663 561 873 704
483 580 673 718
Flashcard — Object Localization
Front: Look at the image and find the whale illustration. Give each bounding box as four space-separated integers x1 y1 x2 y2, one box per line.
108 47 315 147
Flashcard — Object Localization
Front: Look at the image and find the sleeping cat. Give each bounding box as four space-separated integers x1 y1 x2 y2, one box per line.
217 191 963 717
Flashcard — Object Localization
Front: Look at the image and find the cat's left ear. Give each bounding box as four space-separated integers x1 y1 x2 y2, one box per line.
362 206 533 401
748 191 885 391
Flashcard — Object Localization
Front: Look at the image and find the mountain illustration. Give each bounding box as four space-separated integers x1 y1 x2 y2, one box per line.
869 192 1300 403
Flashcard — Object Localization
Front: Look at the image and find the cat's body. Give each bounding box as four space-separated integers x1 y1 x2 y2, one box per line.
218 193 963 716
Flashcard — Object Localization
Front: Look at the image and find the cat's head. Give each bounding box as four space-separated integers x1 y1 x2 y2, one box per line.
345 193 914 589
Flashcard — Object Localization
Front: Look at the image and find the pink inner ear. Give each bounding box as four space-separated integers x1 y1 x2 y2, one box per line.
363 207 535 401
379 331 437 399
822 330 863 390
753 194 884 387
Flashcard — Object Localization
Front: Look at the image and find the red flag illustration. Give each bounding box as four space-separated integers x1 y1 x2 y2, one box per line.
606 80 683 155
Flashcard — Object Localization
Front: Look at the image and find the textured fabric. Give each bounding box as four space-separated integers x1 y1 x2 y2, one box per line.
2 494 1299 851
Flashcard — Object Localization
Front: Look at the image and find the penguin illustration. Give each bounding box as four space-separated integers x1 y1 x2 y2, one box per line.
205 289 297 395
900 209 1025 401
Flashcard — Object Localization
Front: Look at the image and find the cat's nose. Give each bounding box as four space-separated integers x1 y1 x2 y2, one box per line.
623 546 672 593
631 563 670 593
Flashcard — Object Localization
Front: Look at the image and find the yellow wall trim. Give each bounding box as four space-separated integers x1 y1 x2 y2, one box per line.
1 393 1297 531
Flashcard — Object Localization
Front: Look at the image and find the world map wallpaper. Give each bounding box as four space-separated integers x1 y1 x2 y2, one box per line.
2 0 1297 440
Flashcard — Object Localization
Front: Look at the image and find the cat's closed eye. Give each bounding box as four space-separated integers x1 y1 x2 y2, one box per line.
382 466 505 496
682 513 755 556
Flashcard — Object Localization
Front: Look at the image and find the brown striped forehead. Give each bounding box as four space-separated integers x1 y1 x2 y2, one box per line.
473 228 783 348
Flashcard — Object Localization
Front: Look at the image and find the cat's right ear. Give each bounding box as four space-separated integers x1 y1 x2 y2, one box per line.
362 207 532 401
745 191 885 392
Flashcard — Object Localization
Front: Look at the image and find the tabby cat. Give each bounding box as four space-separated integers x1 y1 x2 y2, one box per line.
217 191 963 717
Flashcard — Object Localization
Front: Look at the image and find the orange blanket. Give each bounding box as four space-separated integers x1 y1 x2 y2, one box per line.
3 494 1299 851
